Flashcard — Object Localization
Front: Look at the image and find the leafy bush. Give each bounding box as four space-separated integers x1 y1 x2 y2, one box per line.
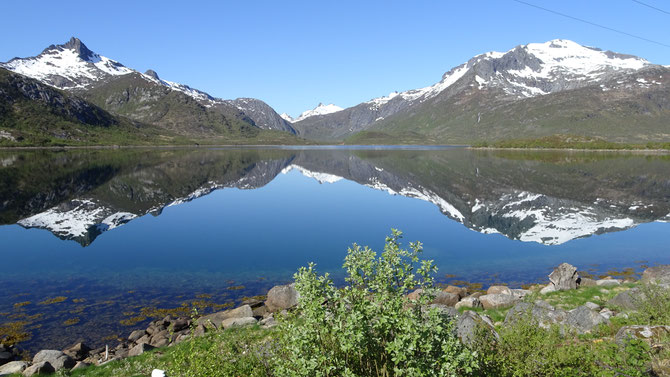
273 229 477 377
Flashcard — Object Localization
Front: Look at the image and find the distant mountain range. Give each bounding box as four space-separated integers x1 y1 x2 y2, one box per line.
1 37 669 145
0 37 296 145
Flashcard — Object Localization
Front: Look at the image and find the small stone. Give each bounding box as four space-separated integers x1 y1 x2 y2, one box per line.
615 325 670 346
599 308 614 320
128 343 155 357
22 362 54 376
171 319 190 332
260 316 277 328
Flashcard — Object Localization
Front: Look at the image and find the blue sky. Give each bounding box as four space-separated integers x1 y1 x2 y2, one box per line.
2 0 669 116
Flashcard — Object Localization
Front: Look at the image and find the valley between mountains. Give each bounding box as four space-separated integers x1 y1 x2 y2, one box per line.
1 37 669 146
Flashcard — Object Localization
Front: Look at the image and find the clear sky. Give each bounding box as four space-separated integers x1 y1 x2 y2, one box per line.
1 0 669 117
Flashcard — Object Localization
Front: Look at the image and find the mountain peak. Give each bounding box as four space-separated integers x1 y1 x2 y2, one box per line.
144 69 160 80
59 37 95 61
293 103 344 123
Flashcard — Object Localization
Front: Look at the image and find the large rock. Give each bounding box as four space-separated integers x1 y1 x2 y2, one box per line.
22 362 54 376
607 288 644 311
505 301 567 329
578 277 597 287
128 329 146 343
479 293 519 310
0 361 29 375
33 350 74 371
455 296 482 310
615 325 670 346
548 263 579 291
566 305 609 334
265 284 300 312
443 285 468 299
456 311 499 346
220 317 257 329
596 279 621 287
641 265 670 285
406 289 423 301
128 343 155 357
63 342 91 361
432 291 459 306
198 305 254 328
487 286 512 295
427 304 459 318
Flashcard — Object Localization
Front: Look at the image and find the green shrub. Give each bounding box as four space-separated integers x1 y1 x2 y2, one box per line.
273 229 477 377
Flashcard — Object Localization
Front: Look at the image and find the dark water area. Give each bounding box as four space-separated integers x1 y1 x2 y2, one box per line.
1 147 669 352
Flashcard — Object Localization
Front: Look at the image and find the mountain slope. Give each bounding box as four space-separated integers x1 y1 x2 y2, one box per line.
293 39 669 143
0 67 163 145
1 37 295 138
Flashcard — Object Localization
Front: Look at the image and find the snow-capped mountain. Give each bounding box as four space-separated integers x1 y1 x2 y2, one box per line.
1 37 293 133
291 39 665 141
291 103 344 123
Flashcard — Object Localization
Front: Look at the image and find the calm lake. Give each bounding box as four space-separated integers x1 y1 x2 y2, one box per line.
1 146 669 351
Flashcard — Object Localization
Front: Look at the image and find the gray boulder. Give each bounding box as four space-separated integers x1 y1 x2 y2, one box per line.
607 288 644 311
63 342 91 361
265 284 300 312
128 329 146 343
128 343 155 357
578 277 597 287
504 301 567 329
432 291 459 306
198 305 254 328
455 296 482 310
549 263 579 290
33 350 74 371
566 305 609 334
456 311 499 346
641 265 670 285
220 317 257 329
479 293 519 309
0 361 29 375
22 362 54 376
427 304 460 318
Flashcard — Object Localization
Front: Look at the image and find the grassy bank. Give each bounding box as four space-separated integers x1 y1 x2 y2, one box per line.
472 134 670 151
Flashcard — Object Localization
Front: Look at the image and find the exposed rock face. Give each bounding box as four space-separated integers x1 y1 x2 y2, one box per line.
443 286 468 299
220 317 257 329
198 305 254 328
63 342 91 361
455 296 482 310
128 343 155 357
548 263 579 291
222 98 296 133
265 284 300 313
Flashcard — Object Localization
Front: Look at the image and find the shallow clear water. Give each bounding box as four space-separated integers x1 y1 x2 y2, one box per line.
1 147 669 351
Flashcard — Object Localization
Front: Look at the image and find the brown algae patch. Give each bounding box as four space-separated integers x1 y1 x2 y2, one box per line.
38 296 68 305
13 301 31 309
63 318 80 326
0 321 31 345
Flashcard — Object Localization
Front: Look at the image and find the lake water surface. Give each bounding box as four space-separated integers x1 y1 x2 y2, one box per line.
1 147 669 351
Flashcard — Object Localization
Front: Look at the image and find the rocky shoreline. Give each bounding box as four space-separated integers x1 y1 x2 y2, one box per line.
2 262 669 376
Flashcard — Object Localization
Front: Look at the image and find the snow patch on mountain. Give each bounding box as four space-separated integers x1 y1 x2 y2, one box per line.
280 113 294 122
281 164 343 184
1 46 132 89
293 103 343 122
